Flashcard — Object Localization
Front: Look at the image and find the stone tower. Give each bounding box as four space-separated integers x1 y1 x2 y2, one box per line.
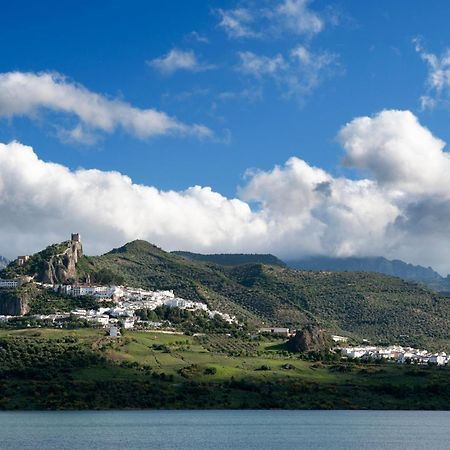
71 233 81 243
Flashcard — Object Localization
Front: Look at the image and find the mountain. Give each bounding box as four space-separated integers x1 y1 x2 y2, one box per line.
286 256 450 293
172 251 286 267
0 256 8 270
4 238 450 349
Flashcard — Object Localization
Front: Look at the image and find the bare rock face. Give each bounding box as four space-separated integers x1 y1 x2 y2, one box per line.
40 241 83 284
0 289 31 315
287 325 332 353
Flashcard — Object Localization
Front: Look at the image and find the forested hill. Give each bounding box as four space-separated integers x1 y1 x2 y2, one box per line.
69 240 450 350
172 251 286 267
286 256 450 293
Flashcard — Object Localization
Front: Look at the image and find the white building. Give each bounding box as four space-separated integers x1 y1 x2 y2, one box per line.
109 326 120 337
123 318 135 329
0 279 21 289
259 327 291 336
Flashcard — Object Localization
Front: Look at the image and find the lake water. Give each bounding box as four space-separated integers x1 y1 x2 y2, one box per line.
0 410 449 449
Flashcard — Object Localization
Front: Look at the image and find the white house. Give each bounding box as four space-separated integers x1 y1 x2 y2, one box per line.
123 318 135 329
259 327 291 337
109 326 120 337
0 279 21 289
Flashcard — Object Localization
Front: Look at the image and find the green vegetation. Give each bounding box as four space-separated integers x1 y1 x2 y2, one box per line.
0 283 100 316
172 251 286 267
74 240 450 350
1 328 450 410
136 305 245 335
4 237 450 352
1 242 71 279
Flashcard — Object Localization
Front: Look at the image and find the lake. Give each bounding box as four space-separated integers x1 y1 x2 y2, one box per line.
0 410 449 449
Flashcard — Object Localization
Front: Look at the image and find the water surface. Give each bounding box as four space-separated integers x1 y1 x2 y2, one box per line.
1 410 449 449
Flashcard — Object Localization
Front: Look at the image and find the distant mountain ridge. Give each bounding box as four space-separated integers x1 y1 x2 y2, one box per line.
172 251 286 267
286 256 450 293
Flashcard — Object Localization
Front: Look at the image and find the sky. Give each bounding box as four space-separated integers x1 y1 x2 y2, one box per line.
2 1 450 273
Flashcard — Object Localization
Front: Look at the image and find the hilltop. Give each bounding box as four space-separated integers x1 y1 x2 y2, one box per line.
172 251 286 267
1 239 83 284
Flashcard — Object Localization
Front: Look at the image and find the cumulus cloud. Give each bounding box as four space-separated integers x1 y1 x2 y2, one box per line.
237 46 338 100
217 0 324 39
147 48 215 75
3 110 450 273
0 72 212 143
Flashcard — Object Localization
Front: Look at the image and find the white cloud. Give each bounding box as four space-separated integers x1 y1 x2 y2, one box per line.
275 0 323 36
237 46 338 100
147 48 215 75
4 110 450 273
0 72 212 143
217 8 259 39
217 0 324 39
414 38 450 108
237 51 287 77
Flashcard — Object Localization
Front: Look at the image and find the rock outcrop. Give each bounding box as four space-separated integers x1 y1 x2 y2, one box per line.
287 325 332 353
0 288 31 315
39 241 83 284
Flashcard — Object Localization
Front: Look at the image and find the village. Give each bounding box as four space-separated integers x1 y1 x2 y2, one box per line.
2 273 450 365
0 235 449 363
0 278 237 335
339 344 450 366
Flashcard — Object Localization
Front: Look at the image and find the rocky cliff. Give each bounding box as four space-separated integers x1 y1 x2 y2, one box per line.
0 240 83 284
39 241 83 284
0 288 31 315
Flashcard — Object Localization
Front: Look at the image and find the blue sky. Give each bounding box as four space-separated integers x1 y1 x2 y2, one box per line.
3 1 450 272
0 0 445 195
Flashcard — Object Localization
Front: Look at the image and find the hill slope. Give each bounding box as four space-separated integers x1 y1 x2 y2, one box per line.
172 251 286 267
4 239 450 349
286 256 450 293
79 240 450 349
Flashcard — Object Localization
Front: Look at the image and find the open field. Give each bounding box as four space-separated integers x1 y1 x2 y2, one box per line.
1 328 450 410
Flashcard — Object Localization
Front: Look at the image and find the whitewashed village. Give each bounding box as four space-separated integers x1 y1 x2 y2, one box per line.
0 234 237 337
1 234 450 366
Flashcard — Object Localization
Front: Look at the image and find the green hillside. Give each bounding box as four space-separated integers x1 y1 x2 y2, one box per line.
172 251 286 267
2 328 450 410
4 239 450 349
73 240 450 350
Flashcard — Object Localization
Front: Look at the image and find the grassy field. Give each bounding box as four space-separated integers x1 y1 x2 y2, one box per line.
1 328 450 410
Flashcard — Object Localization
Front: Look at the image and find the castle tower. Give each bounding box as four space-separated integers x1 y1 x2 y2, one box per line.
71 233 81 243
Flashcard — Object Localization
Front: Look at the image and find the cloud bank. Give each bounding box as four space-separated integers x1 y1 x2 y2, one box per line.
0 72 212 143
2 110 450 273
